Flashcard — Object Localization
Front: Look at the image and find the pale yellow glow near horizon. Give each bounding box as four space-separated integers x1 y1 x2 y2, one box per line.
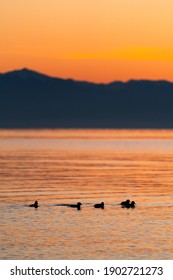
1 0 173 82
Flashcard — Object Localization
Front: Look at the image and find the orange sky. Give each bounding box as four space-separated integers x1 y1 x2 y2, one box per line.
1 0 173 82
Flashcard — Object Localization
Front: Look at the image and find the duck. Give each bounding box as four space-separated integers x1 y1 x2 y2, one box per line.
130 201 136 208
29 200 39 208
94 202 104 209
68 202 82 210
121 200 136 208
120 199 130 206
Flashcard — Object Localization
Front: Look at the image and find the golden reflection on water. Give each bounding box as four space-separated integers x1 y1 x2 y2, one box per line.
0 129 173 259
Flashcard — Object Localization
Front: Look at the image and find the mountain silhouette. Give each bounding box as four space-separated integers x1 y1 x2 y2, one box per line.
1 68 173 128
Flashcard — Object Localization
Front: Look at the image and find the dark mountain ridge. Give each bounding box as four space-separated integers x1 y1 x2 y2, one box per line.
1 68 173 128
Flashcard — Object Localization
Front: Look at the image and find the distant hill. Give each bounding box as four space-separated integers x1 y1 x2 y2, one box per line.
1 68 173 128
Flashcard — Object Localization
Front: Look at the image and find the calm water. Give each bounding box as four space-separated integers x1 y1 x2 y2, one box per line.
0 129 173 260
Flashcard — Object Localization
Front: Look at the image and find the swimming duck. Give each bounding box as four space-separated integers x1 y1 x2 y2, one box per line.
130 201 136 208
29 200 39 208
120 199 130 206
68 202 82 210
121 200 136 208
94 202 104 209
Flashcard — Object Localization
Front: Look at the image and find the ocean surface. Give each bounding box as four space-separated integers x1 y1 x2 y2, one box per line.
0 129 173 260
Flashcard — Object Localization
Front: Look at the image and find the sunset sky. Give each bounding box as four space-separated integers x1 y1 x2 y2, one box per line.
1 0 173 82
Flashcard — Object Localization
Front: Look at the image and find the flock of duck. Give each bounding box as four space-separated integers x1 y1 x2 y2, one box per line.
29 199 136 210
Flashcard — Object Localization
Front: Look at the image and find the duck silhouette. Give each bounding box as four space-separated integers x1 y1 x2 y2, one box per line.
94 202 104 209
29 200 39 208
68 202 82 210
121 200 136 208
130 201 136 208
120 199 130 206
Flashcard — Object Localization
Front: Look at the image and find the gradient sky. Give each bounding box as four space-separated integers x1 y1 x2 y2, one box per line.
1 0 173 82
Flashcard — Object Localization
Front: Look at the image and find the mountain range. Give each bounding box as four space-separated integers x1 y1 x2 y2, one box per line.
1 68 173 128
